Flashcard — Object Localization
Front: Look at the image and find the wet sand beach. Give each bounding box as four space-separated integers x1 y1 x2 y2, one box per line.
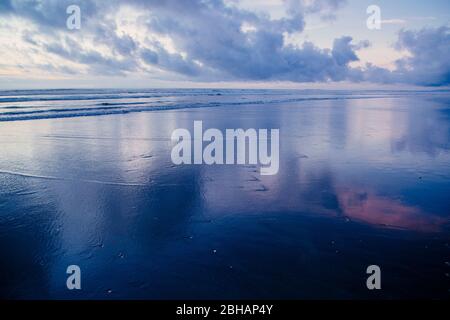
0 89 449 299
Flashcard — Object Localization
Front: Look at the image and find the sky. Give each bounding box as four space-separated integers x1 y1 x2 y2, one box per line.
0 0 449 89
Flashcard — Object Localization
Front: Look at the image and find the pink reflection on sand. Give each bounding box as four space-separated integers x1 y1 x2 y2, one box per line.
338 189 446 232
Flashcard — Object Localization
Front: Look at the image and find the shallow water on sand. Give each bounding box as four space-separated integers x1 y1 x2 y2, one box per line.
0 90 449 299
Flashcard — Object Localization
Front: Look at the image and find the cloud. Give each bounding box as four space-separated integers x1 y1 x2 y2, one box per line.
360 26 450 86
43 37 138 75
135 0 360 82
141 45 203 77
0 0 449 86
332 37 369 66
0 0 99 30
284 0 347 21
380 19 406 25
394 26 450 86
92 21 138 56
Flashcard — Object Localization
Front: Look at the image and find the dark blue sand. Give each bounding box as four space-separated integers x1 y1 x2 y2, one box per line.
0 89 449 299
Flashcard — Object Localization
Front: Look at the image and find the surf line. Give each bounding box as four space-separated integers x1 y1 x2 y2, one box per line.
0 170 147 187
171 121 279 175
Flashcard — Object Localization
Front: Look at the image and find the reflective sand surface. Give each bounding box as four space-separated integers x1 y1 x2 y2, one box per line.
0 90 449 299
